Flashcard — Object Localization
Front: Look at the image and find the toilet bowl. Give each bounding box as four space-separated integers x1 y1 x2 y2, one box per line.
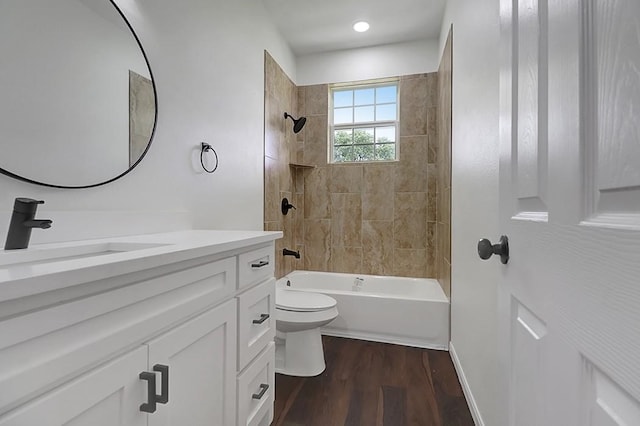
275 288 338 377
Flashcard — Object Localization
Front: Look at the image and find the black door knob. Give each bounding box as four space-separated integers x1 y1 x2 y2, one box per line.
477 235 509 264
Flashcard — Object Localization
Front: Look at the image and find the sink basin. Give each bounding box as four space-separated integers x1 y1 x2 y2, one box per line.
0 242 169 268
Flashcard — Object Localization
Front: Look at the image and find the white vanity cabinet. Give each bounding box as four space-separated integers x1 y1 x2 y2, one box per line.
0 231 280 426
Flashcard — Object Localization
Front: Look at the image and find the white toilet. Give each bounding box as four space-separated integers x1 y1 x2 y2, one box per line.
274 288 338 376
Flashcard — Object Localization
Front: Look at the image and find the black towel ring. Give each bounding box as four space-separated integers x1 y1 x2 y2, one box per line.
200 142 219 174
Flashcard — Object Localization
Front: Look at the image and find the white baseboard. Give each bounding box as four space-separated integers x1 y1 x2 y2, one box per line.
449 341 484 426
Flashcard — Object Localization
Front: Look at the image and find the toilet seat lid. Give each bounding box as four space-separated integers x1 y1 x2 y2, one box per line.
276 289 337 312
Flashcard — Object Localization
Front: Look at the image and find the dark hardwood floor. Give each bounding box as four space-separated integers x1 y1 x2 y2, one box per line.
273 336 475 426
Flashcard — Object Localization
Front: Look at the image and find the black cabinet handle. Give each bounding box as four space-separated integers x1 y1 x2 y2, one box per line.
252 383 269 400
139 372 157 413
153 364 169 404
251 260 269 268
252 313 270 324
139 365 169 413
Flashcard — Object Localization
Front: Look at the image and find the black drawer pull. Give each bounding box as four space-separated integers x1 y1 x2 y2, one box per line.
251 260 269 268
153 364 169 404
252 313 270 324
252 383 269 400
139 372 157 413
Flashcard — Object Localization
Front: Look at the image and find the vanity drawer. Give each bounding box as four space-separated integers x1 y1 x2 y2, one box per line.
237 278 275 370
237 343 275 426
238 245 275 290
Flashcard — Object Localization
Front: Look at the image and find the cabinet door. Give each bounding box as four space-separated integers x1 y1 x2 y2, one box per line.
146 299 237 426
0 346 147 426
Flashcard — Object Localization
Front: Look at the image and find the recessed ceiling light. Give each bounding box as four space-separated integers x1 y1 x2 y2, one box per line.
353 21 370 33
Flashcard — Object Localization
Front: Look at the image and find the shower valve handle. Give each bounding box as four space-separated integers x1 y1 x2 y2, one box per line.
281 198 296 215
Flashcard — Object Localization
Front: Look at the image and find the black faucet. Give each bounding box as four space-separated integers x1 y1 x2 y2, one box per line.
4 198 53 250
282 248 300 259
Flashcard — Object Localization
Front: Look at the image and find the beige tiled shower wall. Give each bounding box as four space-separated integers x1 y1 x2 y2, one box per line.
294 73 439 278
436 28 453 297
264 51 298 279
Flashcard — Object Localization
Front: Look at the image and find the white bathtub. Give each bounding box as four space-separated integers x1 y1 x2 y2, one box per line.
277 270 450 350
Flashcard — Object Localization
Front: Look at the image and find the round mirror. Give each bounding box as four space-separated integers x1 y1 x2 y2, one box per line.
0 0 157 188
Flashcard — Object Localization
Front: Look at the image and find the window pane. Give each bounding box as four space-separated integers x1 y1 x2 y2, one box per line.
354 88 374 105
330 81 399 163
334 107 353 124
353 128 374 144
375 143 396 160
334 90 352 108
376 85 397 103
334 129 352 145
354 106 374 122
376 126 396 143
334 145 354 162
376 104 396 121
353 144 375 161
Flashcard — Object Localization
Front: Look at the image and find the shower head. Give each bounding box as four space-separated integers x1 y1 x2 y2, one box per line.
284 112 307 134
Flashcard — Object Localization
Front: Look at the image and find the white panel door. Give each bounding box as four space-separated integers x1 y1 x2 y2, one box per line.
146 299 237 426
0 347 147 426
499 0 640 424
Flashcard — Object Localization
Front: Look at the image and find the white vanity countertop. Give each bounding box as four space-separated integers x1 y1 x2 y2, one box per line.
0 230 282 302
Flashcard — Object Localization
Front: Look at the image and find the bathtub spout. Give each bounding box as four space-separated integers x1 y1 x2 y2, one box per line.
283 248 301 259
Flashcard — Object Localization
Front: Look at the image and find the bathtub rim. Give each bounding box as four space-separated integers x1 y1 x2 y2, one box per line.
278 270 449 303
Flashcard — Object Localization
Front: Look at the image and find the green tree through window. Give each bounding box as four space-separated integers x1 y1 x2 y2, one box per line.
333 129 396 162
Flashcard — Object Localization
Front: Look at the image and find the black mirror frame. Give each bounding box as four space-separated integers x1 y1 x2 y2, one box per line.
0 0 158 189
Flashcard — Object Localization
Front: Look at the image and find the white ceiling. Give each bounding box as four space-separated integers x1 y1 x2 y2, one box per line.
262 0 447 56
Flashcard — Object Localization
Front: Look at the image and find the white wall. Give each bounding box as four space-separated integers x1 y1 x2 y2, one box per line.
296 38 440 86
439 0 502 425
0 0 295 244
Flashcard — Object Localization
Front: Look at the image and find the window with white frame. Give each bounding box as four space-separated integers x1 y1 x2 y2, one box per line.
330 80 399 163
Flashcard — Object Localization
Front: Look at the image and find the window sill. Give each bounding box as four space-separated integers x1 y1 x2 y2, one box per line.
329 159 400 165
